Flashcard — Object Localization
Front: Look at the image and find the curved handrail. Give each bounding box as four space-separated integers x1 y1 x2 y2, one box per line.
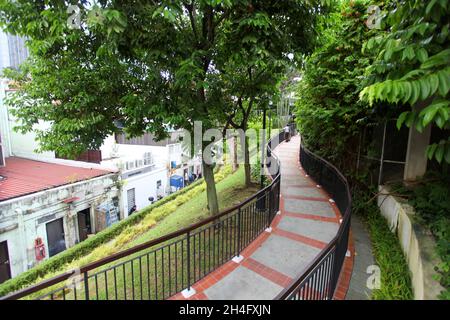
274 139 352 300
1 132 285 300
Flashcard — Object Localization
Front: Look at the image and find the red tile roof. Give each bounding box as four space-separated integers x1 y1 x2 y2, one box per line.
0 157 114 202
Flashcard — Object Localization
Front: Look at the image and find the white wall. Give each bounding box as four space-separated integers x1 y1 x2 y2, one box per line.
0 84 56 160
122 167 168 217
100 140 168 169
0 32 11 71
8 120 55 160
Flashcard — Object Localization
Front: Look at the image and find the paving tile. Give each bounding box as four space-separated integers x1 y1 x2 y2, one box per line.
277 216 339 243
204 266 283 300
250 234 321 278
284 198 335 218
283 187 325 198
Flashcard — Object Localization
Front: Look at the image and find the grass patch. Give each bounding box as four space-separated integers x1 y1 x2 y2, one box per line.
129 167 258 247
353 188 413 300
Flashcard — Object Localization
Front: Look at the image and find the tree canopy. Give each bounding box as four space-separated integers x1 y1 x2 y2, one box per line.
0 0 324 214
295 0 374 165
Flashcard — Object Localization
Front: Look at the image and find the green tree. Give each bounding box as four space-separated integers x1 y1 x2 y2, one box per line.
0 0 322 214
217 1 320 186
360 0 450 164
295 0 375 167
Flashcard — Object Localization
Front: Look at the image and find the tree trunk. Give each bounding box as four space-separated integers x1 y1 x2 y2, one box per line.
241 135 251 187
230 135 239 172
202 159 219 215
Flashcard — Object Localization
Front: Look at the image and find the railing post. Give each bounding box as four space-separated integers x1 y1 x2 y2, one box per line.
84 272 89 301
276 178 280 213
267 189 273 228
330 241 341 299
186 231 191 290
237 208 242 254
269 186 273 222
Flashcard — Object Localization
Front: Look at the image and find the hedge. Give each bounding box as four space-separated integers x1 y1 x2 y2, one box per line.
0 167 229 297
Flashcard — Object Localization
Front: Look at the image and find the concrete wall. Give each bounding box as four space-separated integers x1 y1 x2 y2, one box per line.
100 135 203 214
0 174 120 278
377 185 445 299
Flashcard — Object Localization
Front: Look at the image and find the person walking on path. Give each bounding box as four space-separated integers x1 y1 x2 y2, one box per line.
284 125 291 142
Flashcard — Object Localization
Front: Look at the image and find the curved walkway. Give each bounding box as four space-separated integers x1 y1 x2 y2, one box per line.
171 136 353 300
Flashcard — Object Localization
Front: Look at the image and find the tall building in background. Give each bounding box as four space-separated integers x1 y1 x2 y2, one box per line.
0 31 29 71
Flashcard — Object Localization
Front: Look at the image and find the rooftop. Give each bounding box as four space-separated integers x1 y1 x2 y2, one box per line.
0 157 114 202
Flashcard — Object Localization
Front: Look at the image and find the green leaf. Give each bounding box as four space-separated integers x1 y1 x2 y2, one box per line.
437 68 450 96
402 46 415 61
416 48 428 63
421 104 438 127
419 78 431 100
445 145 450 164
427 143 438 160
410 80 421 105
435 145 444 163
429 73 440 96
421 49 450 69
415 118 424 132
435 114 445 128
405 111 416 127
401 81 412 104
401 69 425 81
397 111 409 129
426 0 438 15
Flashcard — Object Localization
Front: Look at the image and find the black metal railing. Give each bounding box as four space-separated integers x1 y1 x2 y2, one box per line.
275 141 352 300
0 133 285 301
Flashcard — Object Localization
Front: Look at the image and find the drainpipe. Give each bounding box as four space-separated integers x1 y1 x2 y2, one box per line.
15 208 28 273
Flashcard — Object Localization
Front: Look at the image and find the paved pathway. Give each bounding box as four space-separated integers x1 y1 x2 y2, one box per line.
346 215 374 300
171 135 353 300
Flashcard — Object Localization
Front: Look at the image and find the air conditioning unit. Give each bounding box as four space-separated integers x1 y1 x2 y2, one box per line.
143 152 153 166
126 161 135 170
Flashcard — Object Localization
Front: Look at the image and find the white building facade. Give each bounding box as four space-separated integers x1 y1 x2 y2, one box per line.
0 167 120 280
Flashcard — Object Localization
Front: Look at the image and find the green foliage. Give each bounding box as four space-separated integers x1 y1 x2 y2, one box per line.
353 188 414 300
360 0 450 164
295 0 375 167
0 0 325 214
250 157 268 186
